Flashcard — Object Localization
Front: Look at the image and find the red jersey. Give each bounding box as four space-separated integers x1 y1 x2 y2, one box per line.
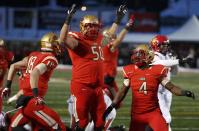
103 43 119 77
67 32 104 85
0 47 14 86
20 51 58 97
122 64 168 114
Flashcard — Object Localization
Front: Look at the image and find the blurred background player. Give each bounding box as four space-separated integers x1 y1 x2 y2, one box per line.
103 44 195 131
149 35 193 131
60 4 127 131
0 39 14 129
2 32 66 130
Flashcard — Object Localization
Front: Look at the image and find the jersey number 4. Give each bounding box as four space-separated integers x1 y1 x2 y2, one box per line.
139 82 147 95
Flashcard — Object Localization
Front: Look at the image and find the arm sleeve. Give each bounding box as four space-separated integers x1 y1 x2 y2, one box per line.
152 55 179 67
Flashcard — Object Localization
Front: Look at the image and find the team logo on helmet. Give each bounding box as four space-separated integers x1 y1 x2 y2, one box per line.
150 35 170 54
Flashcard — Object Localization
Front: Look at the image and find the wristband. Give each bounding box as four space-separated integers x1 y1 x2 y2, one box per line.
6 80 12 89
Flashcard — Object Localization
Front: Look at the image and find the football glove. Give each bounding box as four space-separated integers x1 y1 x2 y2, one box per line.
2 88 11 98
103 103 116 121
115 4 128 24
34 97 45 105
65 4 78 25
182 90 195 100
16 95 32 108
179 57 193 65
125 15 135 30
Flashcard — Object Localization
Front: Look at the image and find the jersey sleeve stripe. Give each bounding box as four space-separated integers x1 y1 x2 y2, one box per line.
42 56 58 65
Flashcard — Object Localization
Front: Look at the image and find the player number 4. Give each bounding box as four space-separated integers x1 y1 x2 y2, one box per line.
139 82 147 95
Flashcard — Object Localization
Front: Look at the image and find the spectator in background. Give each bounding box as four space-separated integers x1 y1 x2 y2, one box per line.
59 4 127 130
0 39 14 129
103 44 195 131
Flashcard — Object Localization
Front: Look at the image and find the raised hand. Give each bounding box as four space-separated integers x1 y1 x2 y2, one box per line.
125 15 135 30
115 4 128 24
65 4 78 25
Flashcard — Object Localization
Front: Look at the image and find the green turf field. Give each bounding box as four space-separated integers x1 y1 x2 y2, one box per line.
3 69 199 131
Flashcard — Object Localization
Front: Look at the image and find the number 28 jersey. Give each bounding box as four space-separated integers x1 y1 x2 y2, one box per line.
20 51 58 97
67 32 104 85
122 64 168 114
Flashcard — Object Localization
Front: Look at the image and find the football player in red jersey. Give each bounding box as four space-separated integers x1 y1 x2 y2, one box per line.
103 44 195 131
2 32 66 131
59 4 127 130
0 39 14 128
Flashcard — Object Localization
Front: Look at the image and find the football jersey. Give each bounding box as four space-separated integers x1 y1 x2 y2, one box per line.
0 48 14 70
122 64 168 114
103 43 119 77
20 51 58 97
0 48 14 86
67 32 104 85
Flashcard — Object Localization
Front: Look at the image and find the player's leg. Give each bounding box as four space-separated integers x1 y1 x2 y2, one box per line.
103 91 116 130
9 109 30 131
149 108 168 131
70 82 93 130
23 98 66 131
67 95 76 130
129 117 146 131
90 87 106 131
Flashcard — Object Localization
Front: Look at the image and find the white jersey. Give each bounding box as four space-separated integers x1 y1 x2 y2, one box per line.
152 51 179 125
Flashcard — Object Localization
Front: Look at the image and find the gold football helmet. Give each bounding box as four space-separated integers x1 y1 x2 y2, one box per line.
40 32 62 56
131 44 152 66
80 15 101 40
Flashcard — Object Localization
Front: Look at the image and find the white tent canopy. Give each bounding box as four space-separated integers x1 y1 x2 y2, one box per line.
123 33 157 43
168 15 199 42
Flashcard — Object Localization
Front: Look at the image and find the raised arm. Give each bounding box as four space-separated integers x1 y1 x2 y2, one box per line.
102 5 128 46
111 15 135 51
59 4 78 50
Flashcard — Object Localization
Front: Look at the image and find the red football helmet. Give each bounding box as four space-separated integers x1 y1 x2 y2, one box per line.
131 44 151 67
150 35 170 54
80 15 101 40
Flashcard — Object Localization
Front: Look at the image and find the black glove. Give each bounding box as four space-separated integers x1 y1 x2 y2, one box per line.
125 15 135 31
115 4 128 24
65 4 78 25
16 95 33 108
1 80 12 98
104 75 114 86
179 57 193 65
182 90 195 99
103 103 116 121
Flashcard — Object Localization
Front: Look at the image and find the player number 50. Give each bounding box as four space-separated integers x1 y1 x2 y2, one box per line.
91 46 104 60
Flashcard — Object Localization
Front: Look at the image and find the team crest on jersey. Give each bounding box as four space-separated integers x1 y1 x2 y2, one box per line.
139 77 145 81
